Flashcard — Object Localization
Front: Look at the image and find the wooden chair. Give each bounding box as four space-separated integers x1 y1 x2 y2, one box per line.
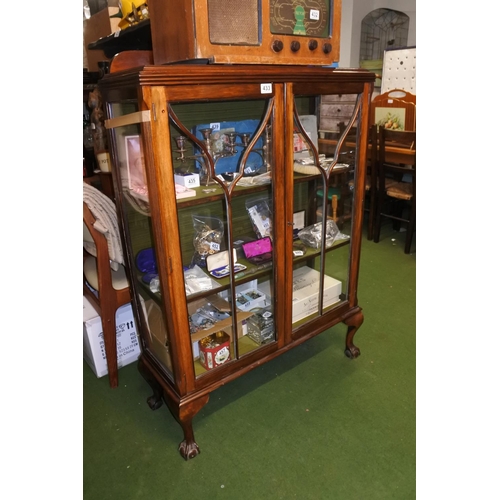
317 124 356 227
373 128 416 254
83 200 131 388
365 89 416 240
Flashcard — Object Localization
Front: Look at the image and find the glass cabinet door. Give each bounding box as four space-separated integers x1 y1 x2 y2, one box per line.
105 101 175 379
288 89 363 331
166 94 279 378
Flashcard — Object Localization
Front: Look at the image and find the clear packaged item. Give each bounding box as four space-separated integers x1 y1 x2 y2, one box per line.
245 198 273 239
189 303 230 334
184 265 221 296
297 220 340 249
191 215 225 267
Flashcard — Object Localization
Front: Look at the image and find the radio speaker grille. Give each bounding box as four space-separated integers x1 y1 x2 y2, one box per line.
208 0 260 45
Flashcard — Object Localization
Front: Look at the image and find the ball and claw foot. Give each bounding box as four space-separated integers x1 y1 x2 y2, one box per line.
179 440 201 460
344 345 360 359
147 394 163 410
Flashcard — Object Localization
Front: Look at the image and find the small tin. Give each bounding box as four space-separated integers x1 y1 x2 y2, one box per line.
247 307 274 345
198 331 231 370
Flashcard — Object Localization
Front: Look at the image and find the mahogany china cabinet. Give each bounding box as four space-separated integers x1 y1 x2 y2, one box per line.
99 63 374 459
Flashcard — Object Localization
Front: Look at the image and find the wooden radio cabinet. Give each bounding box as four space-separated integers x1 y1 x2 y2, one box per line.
100 63 374 459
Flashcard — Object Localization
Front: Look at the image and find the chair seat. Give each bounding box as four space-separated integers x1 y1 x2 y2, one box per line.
84 256 129 291
386 181 413 200
349 177 398 191
317 186 342 200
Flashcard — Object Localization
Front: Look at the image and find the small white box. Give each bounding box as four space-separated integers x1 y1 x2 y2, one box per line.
259 267 341 323
174 172 200 188
83 296 141 378
234 288 267 311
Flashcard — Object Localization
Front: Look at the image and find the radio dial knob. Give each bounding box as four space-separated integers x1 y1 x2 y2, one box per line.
272 40 284 52
290 41 300 52
323 43 333 54
308 40 318 51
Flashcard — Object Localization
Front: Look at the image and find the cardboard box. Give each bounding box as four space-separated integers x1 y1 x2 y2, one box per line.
234 288 267 312
291 267 342 321
83 296 141 378
174 172 200 188
83 7 121 71
260 267 342 323
188 294 253 359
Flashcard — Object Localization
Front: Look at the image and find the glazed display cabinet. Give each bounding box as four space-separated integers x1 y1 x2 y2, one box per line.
100 64 374 459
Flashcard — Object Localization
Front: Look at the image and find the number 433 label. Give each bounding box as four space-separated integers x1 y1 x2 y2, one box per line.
260 83 272 94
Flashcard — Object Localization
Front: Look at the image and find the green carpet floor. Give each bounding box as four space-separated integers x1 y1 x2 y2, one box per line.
83 223 415 499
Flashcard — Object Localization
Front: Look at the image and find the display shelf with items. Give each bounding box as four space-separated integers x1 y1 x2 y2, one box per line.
100 64 374 460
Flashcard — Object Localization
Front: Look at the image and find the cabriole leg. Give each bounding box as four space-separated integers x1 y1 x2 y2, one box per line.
174 395 210 461
343 310 364 359
138 357 164 410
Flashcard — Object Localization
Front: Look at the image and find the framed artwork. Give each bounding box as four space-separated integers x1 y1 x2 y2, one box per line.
124 135 148 200
374 107 406 131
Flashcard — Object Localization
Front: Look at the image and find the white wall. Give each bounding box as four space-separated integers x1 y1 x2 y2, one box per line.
339 0 416 68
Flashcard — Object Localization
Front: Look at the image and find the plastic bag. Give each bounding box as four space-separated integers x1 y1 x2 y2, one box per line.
297 220 340 249
192 215 225 267
245 198 273 239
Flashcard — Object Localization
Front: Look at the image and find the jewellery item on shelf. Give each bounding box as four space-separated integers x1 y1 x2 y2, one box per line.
136 247 157 273
136 248 159 284
297 220 340 249
242 237 273 264
191 215 224 267
292 241 307 257
245 197 273 239
247 306 275 345
189 303 230 334
184 265 221 296
206 249 247 279
149 276 160 293
174 183 196 200
292 210 306 239
230 288 266 311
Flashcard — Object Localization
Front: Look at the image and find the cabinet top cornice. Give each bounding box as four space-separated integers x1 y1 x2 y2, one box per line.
99 64 375 89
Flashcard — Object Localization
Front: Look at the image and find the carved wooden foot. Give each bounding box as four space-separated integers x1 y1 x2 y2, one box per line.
137 356 210 460
175 395 210 461
343 309 364 359
178 418 201 460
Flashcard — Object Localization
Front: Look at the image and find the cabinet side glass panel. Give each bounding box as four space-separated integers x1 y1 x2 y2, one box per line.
168 98 276 377
291 94 361 329
107 101 174 377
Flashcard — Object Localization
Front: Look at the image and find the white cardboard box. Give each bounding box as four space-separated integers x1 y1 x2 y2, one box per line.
174 172 200 188
259 267 341 323
234 288 267 312
291 267 342 321
83 296 141 378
